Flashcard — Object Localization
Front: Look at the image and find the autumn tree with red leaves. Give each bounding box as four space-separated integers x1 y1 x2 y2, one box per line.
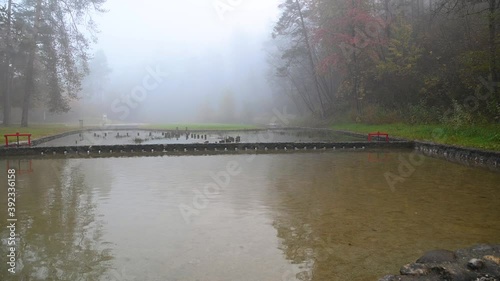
269 0 499 124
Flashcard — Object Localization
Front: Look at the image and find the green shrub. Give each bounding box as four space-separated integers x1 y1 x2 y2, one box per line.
440 100 474 127
405 101 441 125
360 104 401 124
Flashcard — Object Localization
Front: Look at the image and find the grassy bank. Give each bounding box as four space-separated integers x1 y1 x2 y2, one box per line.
0 124 80 140
142 123 262 131
0 123 261 143
331 123 500 151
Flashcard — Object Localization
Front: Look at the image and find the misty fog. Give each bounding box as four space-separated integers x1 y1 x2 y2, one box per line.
2 0 499 127
87 0 280 124
7 0 282 124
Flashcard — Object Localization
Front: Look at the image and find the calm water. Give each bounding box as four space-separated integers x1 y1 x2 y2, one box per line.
1 152 499 281
35 129 365 147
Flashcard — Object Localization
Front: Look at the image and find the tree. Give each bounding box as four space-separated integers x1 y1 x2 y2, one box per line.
197 97 216 123
0 0 13 125
314 0 387 115
273 0 329 117
218 90 236 123
433 0 500 82
19 0 106 127
269 0 499 123
78 50 112 117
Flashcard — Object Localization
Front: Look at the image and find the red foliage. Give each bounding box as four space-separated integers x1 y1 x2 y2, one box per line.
314 0 388 72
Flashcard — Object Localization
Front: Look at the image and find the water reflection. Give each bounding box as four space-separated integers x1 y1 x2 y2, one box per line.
0 152 499 281
6 159 33 175
0 159 114 281
261 153 500 281
367 152 393 163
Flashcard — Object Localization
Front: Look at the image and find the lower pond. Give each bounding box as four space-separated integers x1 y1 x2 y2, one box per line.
34 129 365 147
1 151 499 281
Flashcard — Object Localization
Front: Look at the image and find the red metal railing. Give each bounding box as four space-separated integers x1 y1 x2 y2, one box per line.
4 132 32 147
368 131 389 142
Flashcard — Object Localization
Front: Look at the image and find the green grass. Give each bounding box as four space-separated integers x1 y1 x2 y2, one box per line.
141 123 262 131
331 123 500 151
4 122 497 151
0 124 81 140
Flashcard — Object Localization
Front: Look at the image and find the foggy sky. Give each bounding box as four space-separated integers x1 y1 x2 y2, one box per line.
87 0 280 123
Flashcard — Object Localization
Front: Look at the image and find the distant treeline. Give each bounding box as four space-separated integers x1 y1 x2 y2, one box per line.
269 0 500 125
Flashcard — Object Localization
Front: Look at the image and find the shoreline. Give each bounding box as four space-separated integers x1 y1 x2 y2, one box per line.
330 123 500 152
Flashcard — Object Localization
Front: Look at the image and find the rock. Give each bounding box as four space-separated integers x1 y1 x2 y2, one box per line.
400 263 430 276
380 245 500 281
377 276 410 281
378 275 441 281
484 256 500 265
475 275 499 281
416 250 457 264
429 264 478 281
473 245 495 252
468 258 485 270
378 275 399 281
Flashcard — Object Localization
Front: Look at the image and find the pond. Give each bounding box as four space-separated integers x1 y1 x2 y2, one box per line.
34 129 366 147
1 151 499 281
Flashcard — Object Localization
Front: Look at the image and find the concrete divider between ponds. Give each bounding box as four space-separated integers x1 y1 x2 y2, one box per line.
0 141 413 158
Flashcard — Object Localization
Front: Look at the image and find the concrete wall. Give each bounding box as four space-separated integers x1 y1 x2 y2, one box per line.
415 141 500 171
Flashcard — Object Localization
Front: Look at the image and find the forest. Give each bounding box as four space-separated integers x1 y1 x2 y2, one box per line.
269 0 500 126
1 0 500 129
0 0 105 127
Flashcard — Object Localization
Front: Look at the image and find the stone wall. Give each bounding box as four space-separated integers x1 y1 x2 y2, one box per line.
415 141 500 171
0 141 414 158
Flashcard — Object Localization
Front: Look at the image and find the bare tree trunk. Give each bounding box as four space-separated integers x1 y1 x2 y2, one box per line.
349 0 362 116
21 0 42 127
288 74 315 113
2 0 13 126
488 0 498 83
295 0 326 118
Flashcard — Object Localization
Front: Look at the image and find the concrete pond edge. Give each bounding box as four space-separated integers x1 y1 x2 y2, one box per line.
0 141 413 158
329 128 500 171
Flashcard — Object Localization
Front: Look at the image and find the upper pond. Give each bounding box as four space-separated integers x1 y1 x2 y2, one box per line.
34 129 366 147
1 151 499 281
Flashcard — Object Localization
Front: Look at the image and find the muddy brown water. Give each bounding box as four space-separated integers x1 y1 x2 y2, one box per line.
1 151 499 281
